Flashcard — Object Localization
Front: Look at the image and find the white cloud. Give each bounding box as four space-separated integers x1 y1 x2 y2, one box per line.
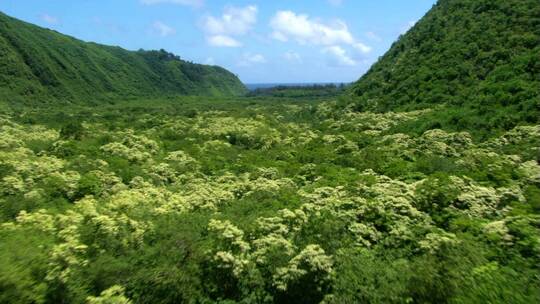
271 31 288 42
207 35 242 47
323 45 356 66
152 21 175 37
204 57 215 65
238 53 266 66
353 42 371 53
140 0 203 8
284 51 302 63
203 5 257 47
270 11 352 45
270 11 370 53
41 14 59 25
365 31 382 42
204 5 257 36
328 0 343 6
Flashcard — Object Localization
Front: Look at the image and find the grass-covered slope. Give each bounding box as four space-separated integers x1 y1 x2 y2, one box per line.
0 12 247 103
350 0 540 128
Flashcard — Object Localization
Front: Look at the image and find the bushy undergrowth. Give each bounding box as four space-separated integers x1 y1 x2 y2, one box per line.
0 97 538 303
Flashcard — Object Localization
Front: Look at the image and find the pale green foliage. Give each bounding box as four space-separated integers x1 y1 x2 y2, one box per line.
13 209 56 233
45 211 87 283
208 219 250 253
518 161 540 184
85 169 126 196
348 223 380 247
483 220 513 246
0 101 538 303
483 125 540 149
281 122 320 146
199 139 232 151
418 230 459 254
0 147 65 195
0 118 58 149
208 219 251 276
451 176 518 217
375 129 473 157
165 150 199 165
273 245 333 291
416 129 473 156
144 162 177 184
323 106 431 132
456 148 520 173
87 285 131 304
192 116 281 149
100 130 159 162
47 171 81 199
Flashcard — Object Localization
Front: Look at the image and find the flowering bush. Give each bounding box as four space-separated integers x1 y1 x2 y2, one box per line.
0 99 538 303
87 285 131 304
100 130 159 162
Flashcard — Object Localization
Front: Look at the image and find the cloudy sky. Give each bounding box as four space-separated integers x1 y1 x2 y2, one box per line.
0 0 436 83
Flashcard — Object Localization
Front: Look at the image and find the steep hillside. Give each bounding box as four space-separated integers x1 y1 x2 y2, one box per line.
350 0 539 128
0 12 247 103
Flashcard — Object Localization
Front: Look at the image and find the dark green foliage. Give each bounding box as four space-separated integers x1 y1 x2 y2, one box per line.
60 121 84 140
523 186 540 213
350 0 540 131
247 84 348 98
332 249 410 304
0 229 53 304
0 12 247 104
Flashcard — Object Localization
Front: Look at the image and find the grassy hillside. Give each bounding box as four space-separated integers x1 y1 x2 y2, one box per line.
0 12 247 103
350 0 539 130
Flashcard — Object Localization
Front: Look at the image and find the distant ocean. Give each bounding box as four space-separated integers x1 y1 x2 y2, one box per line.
245 82 349 91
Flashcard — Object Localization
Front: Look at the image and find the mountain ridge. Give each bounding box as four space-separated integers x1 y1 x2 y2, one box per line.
350 0 539 129
0 12 247 103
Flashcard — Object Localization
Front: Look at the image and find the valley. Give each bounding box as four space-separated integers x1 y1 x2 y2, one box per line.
0 0 539 303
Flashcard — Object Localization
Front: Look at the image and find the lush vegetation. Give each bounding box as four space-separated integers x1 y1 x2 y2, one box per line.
1 0 539 302
350 0 539 131
247 84 348 99
0 95 538 303
0 12 247 104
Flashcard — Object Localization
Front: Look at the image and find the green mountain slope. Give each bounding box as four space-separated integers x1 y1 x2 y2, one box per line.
0 12 247 103
350 0 539 127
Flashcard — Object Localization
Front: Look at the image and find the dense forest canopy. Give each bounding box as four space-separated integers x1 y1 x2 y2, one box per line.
247 84 348 98
349 0 540 131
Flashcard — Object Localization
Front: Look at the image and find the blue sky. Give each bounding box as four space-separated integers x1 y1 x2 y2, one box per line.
0 0 436 83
